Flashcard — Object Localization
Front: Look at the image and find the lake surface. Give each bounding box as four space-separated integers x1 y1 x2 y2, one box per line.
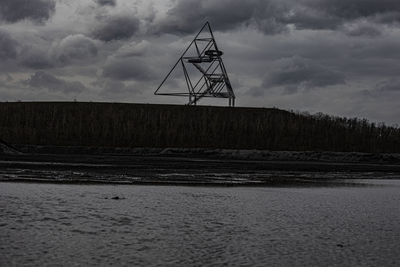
1 180 400 266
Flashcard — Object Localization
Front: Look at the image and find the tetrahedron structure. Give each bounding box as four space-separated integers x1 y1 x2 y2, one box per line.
155 22 236 107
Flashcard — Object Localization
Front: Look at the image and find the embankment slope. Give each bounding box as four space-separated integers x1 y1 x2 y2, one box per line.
0 102 399 153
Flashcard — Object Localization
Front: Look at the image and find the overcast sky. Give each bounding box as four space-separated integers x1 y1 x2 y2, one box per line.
0 0 400 124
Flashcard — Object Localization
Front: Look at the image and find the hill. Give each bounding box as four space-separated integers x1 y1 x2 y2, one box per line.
0 102 399 153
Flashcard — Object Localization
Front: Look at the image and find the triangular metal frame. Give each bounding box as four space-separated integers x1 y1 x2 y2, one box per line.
154 22 236 107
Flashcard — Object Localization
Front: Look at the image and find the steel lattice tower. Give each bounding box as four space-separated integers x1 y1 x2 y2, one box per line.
155 22 236 107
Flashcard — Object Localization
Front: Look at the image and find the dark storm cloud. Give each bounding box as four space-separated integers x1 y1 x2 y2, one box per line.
156 0 400 36
18 35 98 70
303 0 400 21
283 7 342 30
20 49 53 69
154 0 289 35
26 71 86 94
0 30 18 60
262 57 345 94
0 0 55 23
102 58 155 81
289 0 400 30
54 34 98 64
343 23 382 37
95 0 116 7
92 15 140 42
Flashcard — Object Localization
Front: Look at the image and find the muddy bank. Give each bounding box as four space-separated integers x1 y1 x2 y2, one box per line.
1 150 400 185
12 144 400 164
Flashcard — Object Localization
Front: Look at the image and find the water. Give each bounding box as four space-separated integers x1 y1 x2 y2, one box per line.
1 180 400 266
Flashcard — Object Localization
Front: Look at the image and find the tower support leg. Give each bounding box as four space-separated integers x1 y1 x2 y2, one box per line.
229 97 235 107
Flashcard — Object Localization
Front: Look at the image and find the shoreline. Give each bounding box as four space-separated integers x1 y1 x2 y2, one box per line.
1 147 400 185
9 144 400 164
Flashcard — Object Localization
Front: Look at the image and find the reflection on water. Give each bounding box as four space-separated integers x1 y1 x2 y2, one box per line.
1 180 400 266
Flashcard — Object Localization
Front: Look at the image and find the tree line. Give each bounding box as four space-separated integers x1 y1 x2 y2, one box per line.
0 102 399 153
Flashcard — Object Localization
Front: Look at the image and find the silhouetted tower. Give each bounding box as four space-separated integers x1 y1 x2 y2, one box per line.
155 22 236 107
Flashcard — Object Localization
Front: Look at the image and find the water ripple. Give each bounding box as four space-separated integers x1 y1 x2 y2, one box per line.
0 182 399 266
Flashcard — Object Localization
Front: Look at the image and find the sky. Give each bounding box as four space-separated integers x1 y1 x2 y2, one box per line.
0 0 400 125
